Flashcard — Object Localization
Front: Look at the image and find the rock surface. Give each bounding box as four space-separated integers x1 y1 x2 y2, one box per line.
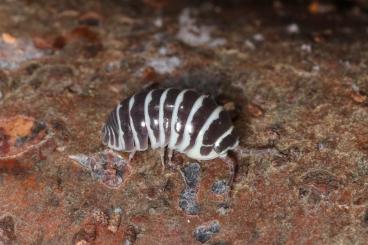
0 0 368 244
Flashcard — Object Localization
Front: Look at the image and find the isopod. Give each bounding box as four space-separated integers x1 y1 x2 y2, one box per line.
102 88 239 185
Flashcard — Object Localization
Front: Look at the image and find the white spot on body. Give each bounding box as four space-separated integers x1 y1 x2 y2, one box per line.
176 95 206 153
214 126 234 149
159 89 170 147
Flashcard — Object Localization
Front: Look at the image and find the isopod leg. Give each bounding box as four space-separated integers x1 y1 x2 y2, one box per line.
128 151 136 164
167 149 174 167
221 154 237 192
160 147 166 171
177 165 187 185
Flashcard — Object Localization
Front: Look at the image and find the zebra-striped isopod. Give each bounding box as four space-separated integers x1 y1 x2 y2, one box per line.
102 88 239 185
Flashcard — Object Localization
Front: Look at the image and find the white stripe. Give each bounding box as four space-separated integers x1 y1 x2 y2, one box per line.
109 126 119 150
111 126 117 148
185 106 223 159
107 126 113 148
191 149 219 160
116 103 125 150
219 138 239 157
145 90 158 148
214 126 234 149
168 90 188 149
176 95 206 152
159 88 170 147
106 126 110 145
129 96 140 150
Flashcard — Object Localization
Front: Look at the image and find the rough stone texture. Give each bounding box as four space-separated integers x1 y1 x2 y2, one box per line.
0 0 368 244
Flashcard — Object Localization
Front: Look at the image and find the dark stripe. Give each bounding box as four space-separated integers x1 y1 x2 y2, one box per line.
200 146 213 156
184 97 217 152
102 126 108 144
174 90 200 147
119 99 135 151
214 130 238 154
130 91 149 150
105 110 118 146
148 89 165 145
202 110 232 146
163 89 181 146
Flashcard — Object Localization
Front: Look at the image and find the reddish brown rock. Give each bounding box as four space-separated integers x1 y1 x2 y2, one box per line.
0 116 54 169
0 1 368 244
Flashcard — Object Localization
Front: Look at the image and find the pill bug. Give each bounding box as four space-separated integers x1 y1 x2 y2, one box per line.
102 88 239 185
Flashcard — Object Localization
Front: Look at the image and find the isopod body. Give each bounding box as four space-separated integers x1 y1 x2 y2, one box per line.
102 88 239 162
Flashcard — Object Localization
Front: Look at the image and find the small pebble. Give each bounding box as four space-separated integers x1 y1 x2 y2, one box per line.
253 33 264 42
146 56 181 74
75 240 89 245
244 39 256 50
56 146 66 152
286 23 300 34
301 44 312 53
247 103 264 117
154 17 163 27
217 203 230 216
350 90 367 104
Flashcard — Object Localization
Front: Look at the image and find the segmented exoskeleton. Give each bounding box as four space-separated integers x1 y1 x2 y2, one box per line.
102 88 239 184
